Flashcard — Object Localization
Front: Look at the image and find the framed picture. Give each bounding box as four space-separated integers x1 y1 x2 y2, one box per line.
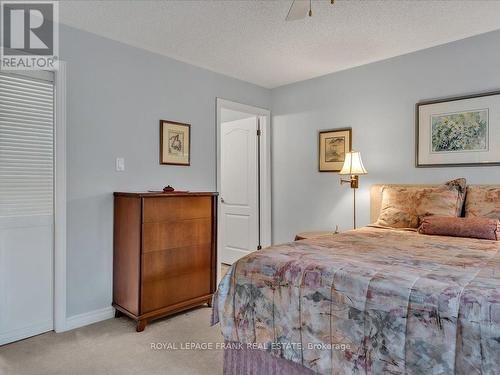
160 120 190 166
416 91 500 167
318 128 352 172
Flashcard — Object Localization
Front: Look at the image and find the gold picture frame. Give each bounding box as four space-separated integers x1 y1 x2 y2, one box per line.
318 128 352 172
160 120 191 166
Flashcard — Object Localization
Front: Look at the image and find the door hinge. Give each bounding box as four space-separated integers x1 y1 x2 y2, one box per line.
257 245 262 250
257 129 261 136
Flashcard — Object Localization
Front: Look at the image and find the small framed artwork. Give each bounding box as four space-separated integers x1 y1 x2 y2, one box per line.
416 91 500 167
160 120 191 166
318 128 352 172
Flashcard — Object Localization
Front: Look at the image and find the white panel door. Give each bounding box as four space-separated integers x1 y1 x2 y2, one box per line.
0 72 54 345
220 117 259 264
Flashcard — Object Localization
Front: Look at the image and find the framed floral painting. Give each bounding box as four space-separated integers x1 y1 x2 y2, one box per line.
318 128 352 172
416 91 500 167
160 120 190 166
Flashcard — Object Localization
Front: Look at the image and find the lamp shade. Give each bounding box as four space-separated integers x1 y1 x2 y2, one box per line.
339 151 367 175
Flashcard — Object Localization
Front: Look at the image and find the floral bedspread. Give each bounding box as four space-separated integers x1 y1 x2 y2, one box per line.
212 227 500 375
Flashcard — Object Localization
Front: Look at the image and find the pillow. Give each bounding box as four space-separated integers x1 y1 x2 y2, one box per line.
375 178 466 228
419 216 499 241
465 185 500 220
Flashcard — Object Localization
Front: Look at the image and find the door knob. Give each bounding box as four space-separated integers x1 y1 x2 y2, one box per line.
221 197 225 203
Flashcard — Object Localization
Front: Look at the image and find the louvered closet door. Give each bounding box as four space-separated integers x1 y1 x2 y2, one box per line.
0 72 54 345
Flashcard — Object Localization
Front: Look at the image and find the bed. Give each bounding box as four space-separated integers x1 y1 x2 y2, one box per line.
212 184 500 375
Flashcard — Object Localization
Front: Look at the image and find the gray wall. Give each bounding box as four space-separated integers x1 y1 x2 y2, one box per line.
271 30 500 244
59 25 270 317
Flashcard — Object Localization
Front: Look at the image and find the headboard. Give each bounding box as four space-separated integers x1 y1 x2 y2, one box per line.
370 184 438 223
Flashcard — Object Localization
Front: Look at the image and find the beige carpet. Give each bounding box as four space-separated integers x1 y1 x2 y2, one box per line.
0 307 223 375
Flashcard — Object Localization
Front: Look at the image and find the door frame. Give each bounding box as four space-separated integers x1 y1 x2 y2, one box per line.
216 98 271 278
53 62 67 332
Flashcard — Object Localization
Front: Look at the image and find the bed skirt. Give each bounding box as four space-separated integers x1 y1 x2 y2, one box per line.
223 341 314 375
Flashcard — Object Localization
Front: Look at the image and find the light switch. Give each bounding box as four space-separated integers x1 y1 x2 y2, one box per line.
116 157 125 171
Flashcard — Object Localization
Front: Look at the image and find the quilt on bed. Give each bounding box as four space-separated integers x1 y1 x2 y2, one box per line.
212 227 500 375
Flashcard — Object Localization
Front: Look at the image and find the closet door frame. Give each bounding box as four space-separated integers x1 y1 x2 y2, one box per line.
53 62 67 332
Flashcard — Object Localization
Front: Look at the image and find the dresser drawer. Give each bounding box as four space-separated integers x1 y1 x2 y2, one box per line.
142 196 211 223
142 218 211 253
141 245 212 313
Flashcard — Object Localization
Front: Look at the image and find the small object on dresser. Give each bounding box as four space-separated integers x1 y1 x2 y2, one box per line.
147 186 189 194
294 231 337 241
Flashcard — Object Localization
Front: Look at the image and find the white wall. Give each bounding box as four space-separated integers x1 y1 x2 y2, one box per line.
59 25 270 318
271 30 500 244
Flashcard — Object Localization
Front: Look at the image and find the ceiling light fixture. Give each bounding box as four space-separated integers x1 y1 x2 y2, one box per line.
286 0 335 21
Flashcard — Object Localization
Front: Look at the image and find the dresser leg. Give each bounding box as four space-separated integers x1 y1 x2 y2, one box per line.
206 298 212 308
114 309 123 318
136 320 147 332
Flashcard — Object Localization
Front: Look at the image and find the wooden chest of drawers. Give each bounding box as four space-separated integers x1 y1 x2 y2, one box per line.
113 192 218 332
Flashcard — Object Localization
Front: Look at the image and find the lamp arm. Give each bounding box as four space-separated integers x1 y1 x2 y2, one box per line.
340 175 359 189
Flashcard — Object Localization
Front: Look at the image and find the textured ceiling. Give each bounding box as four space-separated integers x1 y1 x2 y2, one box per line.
59 0 500 88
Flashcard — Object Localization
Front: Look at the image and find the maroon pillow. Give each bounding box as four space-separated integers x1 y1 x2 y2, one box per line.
419 216 499 240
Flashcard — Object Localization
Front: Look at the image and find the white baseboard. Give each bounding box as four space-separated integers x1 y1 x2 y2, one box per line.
63 306 114 332
0 320 53 346
0 308 114 344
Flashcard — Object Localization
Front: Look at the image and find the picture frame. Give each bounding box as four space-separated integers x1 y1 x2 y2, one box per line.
318 128 352 172
416 90 500 167
160 120 191 166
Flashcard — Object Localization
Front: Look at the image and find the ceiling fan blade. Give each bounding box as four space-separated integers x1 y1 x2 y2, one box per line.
286 0 309 21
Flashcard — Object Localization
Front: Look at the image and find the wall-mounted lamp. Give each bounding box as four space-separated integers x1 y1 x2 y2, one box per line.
339 151 367 229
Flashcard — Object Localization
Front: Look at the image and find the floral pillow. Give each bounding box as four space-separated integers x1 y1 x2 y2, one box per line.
376 178 466 228
465 185 500 220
